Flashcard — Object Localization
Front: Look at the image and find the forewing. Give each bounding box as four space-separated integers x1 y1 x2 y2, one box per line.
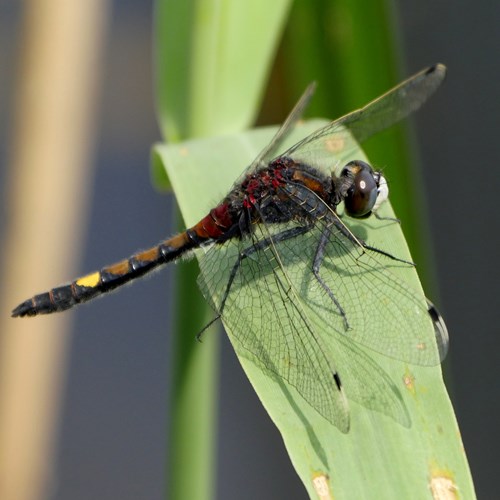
426 299 449 361
279 64 446 172
286 218 443 366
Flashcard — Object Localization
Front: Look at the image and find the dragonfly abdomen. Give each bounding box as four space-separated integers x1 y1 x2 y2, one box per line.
11 231 195 317
188 203 239 242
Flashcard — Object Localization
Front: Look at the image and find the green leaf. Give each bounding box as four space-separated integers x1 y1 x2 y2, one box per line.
153 122 474 498
155 0 292 142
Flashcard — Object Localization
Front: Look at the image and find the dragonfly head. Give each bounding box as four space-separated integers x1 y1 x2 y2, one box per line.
340 160 388 218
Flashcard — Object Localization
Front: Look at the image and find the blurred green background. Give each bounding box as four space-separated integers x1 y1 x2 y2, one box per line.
0 0 497 498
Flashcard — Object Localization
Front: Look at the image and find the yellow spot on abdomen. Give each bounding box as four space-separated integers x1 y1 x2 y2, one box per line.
76 272 101 288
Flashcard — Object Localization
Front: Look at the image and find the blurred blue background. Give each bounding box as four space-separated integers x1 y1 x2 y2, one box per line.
1 1 498 498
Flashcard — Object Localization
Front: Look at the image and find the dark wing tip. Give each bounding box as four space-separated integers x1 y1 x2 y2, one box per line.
429 63 447 75
427 63 447 83
426 299 449 362
331 370 350 433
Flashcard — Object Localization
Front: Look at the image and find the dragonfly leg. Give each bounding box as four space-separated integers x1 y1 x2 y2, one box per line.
312 226 350 330
218 225 313 316
196 224 313 342
359 242 414 266
335 215 414 266
373 211 401 223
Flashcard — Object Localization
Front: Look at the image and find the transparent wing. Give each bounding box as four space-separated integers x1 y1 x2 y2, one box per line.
262 180 443 365
236 64 445 184
280 64 446 171
196 203 442 426
234 82 317 184
197 223 350 431
195 66 446 426
426 299 449 361
291 221 444 366
329 332 411 428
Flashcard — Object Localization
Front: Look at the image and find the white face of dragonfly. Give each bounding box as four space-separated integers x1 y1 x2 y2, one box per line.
372 174 389 213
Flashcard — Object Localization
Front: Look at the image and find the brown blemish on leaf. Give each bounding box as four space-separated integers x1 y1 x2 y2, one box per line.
416 341 427 351
429 475 458 500
312 472 333 500
429 464 458 500
325 136 345 153
403 369 416 395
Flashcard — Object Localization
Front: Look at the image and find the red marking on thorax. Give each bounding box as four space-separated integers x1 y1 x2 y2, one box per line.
246 178 260 193
242 166 287 208
250 165 285 186
243 194 256 208
271 168 284 188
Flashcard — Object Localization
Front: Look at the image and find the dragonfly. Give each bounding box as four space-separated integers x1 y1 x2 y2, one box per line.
12 64 449 431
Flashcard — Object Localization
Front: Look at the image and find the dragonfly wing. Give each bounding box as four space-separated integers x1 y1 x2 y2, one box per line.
330 331 411 428
244 181 444 366
235 82 317 182
280 64 446 171
290 218 444 366
426 299 449 361
197 226 351 431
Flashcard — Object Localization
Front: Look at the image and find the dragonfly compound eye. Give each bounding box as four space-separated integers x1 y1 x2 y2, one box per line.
343 161 379 218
